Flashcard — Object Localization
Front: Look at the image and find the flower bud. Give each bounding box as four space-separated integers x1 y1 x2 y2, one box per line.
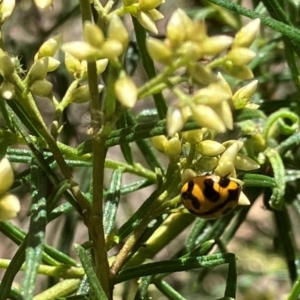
0 81 15 100
137 11 158 34
232 80 258 109
147 9 164 21
238 191 251 206
196 156 218 173
28 57 48 82
187 21 206 43
79 59 108 79
115 76 137 108
217 72 232 96
182 129 206 144
165 136 181 158
64 52 81 78
30 79 53 97
177 41 202 60
233 18 260 48
196 140 226 156
70 84 104 104
34 0 53 9
96 58 108 75
213 100 233 130
219 142 240 165
83 21 104 48
151 135 168 152
0 55 14 76
42 58 58 73
146 38 172 65
61 41 102 61
37 34 62 58
193 83 231 106
188 62 216 85
222 140 244 150
102 40 124 59
139 0 164 10
226 47 256 67
224 64 253 80
166 9 189 46
0 0 15 24
0 193 20 221
108 15 129 51
235 153 260 170
201 36 233 56
214 160 235 177
191 104 226 132
182 168 197 183
166 107 186 136
0 158 14 194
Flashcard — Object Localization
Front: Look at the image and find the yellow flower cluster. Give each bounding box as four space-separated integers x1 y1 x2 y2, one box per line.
144 9 260 136
123 0 164 34
152 130 259 177
0 158 20 221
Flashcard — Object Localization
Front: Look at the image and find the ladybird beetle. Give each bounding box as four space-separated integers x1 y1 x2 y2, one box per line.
181 175 242 219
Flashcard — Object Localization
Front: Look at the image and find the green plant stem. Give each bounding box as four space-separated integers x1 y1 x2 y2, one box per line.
33 279 81 300
124 214 195 269
262 110 299 141
8 72 90 219
154 279 187 300
114 253 236 284
75 244 108 300
59 78 81 112
289 275 300 300
137 57 189 99
0 258 84 278
109 214 153 278
264 148 286 210
79 0 112 298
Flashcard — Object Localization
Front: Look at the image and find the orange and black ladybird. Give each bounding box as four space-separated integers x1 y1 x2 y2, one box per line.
181 175 242 219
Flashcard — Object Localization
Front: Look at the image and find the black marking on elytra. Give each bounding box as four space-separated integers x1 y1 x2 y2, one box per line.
182 180 201 210
201 188 240 216
218 177 230 188
227 187 241 202
203 179 220 202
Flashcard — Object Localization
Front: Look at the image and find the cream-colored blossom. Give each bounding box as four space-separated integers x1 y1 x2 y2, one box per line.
191 104 226 132
83 21 104 48
165 136 181 158
62 41 102 61
37 34 62 58
146 38 172 65
151 135 168 152
233 18 261 48
115 76 137 108
108 15 129 51
196 140 226 156
166 107 186 136
232 80 258 109
137 11 158 34
201 36 233 56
